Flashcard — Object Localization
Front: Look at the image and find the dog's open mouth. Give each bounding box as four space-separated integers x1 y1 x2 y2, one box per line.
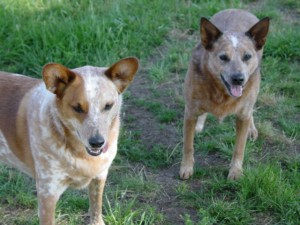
221 75 243 97
86 143 108 156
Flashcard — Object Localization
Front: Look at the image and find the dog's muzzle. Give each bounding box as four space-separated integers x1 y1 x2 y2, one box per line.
221 73 245 97
86 135 108 156
86 144 108 156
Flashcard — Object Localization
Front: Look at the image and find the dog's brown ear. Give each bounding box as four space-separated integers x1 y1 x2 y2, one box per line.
42 63 76 98
200 17 223 50
246 17 270 50
105 57 139 93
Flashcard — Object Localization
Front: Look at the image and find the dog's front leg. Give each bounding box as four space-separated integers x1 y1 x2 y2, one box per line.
180 109 198 179
37 189 59 225
228 116 251 180
89 177 107 225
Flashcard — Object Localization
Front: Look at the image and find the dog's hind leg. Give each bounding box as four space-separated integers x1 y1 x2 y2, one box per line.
180 109 200 179
228 116 251 180
248 114 258 140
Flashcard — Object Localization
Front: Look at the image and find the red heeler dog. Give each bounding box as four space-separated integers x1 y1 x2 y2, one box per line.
0 57 139 224
180 9 269 180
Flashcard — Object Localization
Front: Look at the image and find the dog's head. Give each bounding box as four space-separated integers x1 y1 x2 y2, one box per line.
200 17 269 97
42 57 139 156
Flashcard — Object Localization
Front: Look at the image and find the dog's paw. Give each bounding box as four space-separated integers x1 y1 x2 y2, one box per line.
179 165 194 180
227 167 243 180
248 126 258 141
90 222 105 225
90 218 105 225
180 155 194 179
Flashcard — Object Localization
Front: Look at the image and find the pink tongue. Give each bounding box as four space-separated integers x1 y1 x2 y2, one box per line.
102 143 109 153
231 85 243 97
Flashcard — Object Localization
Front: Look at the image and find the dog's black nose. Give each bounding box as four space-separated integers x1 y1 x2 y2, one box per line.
88 135 105 148
231 73 245 85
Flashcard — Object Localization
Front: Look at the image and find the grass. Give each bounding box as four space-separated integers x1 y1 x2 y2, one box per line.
0 0 299 224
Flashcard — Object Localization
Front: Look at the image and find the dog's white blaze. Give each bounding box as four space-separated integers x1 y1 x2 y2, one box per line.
85 75 104 136
78 66 119 142
230 35 239 48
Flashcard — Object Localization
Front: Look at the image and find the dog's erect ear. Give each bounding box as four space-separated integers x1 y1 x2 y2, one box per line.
200 17 223 50
105 57 139 93
42 63 76 98
246 17 270 50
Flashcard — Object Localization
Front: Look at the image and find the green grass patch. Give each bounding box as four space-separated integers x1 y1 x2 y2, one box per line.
177 163 300 225
0 166 36 208
104 192 164 225
118 129 181 168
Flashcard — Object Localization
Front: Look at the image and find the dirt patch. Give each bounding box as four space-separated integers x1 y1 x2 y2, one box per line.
123 55 185 150
121 32 195 223
147 164 199 225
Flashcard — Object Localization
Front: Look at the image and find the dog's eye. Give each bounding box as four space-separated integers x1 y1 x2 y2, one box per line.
72 104 84 113
219 54 230 62
243 53 252 61
104 103 113 111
